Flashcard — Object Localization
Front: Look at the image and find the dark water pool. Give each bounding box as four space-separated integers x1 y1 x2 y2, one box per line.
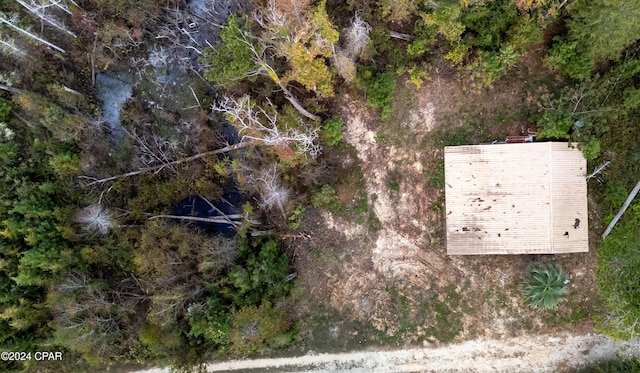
173 186 244 236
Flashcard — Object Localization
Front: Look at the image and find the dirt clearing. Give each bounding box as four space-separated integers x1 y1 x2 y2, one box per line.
136 333 633 372
290 65 599 354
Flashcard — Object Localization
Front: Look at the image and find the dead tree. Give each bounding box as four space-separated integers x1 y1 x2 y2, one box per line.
343 13 371 60
586 161 610 182
0 32 27 59
151 0 249 80
15 0 77 38
73 204 116 235
212 95 321 158
0 12 65 53
79 141 256 186
334 13 371 82
197 236 239 274
245 164 290 220
121 127 177 172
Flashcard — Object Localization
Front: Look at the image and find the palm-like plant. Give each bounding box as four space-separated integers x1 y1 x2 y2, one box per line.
523 262 569 310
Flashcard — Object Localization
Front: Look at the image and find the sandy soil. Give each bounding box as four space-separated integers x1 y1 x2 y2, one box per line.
292 68 603 344
135 333 631 372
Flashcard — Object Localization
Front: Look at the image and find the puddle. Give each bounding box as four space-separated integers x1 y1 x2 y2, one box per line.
96 71 133 140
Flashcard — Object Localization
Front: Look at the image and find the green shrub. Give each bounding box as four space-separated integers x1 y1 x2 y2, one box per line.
473 45 520 87
201 15 257 87
578 138 601 162
357 67 396 119
138 323 182 355
221 239 293 306
460 0 518 50
547 39 594 80
421 2 465 45
536 110 573 140
311 184 342 212
287 205 305 230
389 179 400 192
623 87 640 110
187 304 230 347
321 116 343 146
605 182 628 209
0 98 11 121
407 21 436 59
506 14 543 52
49 150 80 177
522 262 569 310
229 301 292 355
408 64 431 89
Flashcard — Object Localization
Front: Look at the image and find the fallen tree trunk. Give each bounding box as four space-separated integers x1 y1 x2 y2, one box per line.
602 178 640 239
390 31 415 41
0 84 26 94
149 214 244 226
259 63 321 122
80 141 256 186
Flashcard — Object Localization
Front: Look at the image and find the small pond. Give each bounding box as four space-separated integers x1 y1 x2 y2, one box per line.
173 185 245 236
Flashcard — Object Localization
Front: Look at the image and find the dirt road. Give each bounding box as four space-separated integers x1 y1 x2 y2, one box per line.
135 333 632 372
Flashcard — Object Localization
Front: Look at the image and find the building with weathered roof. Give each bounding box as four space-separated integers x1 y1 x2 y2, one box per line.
444 142 588 255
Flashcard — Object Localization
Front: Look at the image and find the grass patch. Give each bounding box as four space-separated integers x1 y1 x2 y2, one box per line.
366 82 420 148
389 179 400 192
354 192 369 214
543 304 590 326
308 246 335 267
596 202 640 339
288 307 385 354
442 128 471 146
426 157 445 189
428 296 463 343
376 285 466 345
367 214 382 231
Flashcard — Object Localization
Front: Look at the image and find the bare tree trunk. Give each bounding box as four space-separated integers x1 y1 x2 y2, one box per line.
0 37 25 58
0 16 66 53
390 31 415 41
0 83 27 94
15 0 77 38
199 194 238 226
239 31 321 122
602 179 640 239
281 86 321 122
80 141 257 186
258 62 321 122
148 214 244 225
557 0 569 11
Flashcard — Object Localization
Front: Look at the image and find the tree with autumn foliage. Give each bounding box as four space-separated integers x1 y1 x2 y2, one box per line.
255 0 339 97
203 0 339 99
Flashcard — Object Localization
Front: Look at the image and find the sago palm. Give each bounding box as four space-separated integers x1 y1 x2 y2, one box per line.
523 262 569 310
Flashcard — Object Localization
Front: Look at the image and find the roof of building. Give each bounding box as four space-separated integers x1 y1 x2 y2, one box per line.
444 142 588 255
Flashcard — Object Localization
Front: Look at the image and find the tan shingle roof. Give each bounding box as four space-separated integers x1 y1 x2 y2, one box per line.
444 142 588 255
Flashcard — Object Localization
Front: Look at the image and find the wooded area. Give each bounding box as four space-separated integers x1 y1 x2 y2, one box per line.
0 0 639 371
